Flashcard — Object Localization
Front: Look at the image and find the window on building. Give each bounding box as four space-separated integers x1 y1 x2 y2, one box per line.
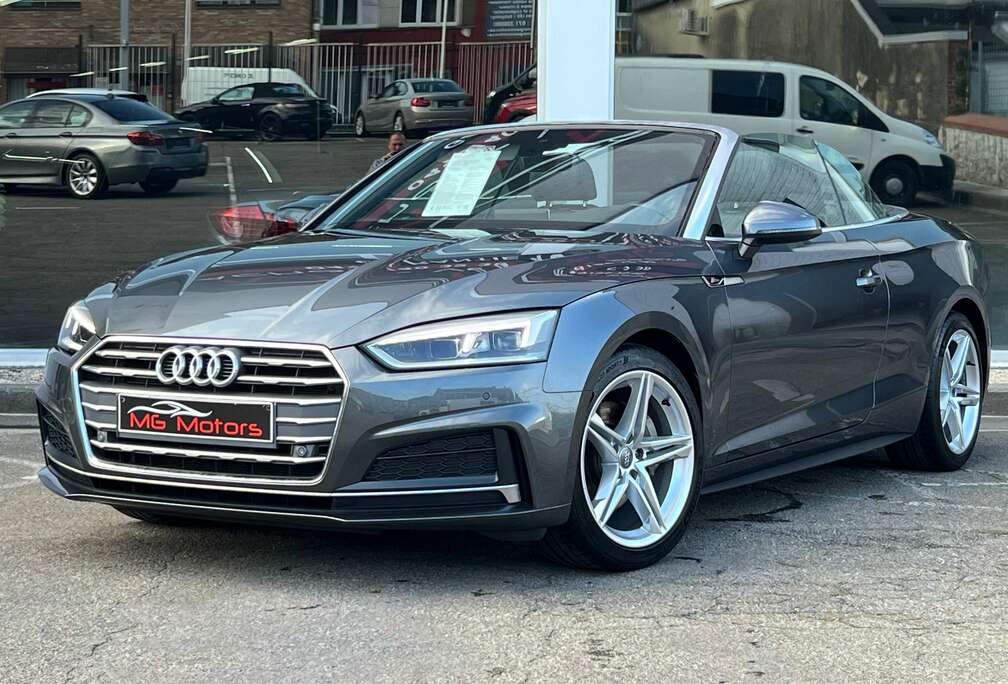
799 76 887 131
401 0 458 25
195 0 281 7
711 70 785 118
6 0 80 8
323 0 378 26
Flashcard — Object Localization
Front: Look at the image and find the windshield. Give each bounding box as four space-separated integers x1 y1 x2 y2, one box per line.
314 127 714 236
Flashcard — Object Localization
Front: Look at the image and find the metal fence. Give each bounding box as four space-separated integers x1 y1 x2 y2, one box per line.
972 40 1008 117
79 39 533 128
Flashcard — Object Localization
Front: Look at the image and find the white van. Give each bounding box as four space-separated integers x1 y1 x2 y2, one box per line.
181 67 311 107
615 57 954 206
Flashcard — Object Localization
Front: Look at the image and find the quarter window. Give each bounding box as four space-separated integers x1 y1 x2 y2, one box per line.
714 140 845 237
67 105 90 127
799 76 887 131
711 70 785 118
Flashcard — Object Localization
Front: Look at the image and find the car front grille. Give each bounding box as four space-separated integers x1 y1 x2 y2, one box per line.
75 338 345 485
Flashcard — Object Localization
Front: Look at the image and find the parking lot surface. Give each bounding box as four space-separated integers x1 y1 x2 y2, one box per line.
3 422 1006 681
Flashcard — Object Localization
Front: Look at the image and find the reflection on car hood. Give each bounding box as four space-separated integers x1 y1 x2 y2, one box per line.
92 230 711 348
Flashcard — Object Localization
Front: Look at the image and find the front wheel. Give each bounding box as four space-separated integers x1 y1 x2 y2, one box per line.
66 153 108 199
886 313 984 471
871 159 918 207
540 345 702 571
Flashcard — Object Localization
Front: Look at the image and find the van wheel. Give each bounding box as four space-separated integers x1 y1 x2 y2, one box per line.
871 159 918 207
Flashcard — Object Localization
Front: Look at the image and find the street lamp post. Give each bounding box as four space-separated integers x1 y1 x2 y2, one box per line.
439 0 448 78
119 0 130 89
183 0 193 85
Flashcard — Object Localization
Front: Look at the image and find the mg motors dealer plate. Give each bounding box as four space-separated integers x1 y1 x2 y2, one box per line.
117 394 275 445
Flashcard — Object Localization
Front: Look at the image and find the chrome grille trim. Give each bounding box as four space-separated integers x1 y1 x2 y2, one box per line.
72 335 348 488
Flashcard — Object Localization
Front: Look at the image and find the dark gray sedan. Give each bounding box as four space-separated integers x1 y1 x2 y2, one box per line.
354 78 474 137
35 123 988 570
0 94 208 198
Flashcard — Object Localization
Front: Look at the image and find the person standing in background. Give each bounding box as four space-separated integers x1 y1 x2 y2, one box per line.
370 132 406 174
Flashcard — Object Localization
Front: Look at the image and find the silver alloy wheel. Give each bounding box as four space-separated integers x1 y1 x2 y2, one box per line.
393 114 404 132
355 114 365 136
940 329 982 454
68 157 99 196
580 369 696 549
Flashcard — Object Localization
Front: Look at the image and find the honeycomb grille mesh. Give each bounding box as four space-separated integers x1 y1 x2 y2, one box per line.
363 431 498 482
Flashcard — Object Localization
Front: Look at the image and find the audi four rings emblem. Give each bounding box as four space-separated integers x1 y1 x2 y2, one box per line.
156 346 242 387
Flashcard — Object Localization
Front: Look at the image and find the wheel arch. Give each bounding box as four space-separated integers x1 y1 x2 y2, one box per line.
949 296 990 383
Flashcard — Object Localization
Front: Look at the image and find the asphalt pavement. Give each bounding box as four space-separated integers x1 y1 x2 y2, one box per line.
2 419 1007 681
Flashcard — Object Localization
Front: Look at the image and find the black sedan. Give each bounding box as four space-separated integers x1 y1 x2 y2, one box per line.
175 82 335 141
36 123 988 571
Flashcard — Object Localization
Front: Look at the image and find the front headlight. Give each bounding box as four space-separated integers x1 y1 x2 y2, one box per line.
57 301 96 354
364 310 558 370
924 131 944 150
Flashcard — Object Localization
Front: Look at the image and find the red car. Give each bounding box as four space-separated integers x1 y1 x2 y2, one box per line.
493 90 537 124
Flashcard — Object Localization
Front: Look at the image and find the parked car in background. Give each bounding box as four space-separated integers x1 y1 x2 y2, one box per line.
355 78 474 137
27 88 148 103
180 66 312 107
483 65 536 124
175 81 335 141
38 123 988 571
486 58 953 206
0 93 208 198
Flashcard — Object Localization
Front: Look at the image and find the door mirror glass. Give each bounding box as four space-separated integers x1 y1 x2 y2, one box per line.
739 201 822 258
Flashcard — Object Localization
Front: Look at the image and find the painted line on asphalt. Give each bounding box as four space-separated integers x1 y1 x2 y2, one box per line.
13 206 75 210
0 349 46 367
244 147 274 184
224 155 237 207
0 455 40 490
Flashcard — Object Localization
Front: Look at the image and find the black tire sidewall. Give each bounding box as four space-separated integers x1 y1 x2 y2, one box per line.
564 345 704 570
918 313 982 469
872 160 918 206
258 114 282 141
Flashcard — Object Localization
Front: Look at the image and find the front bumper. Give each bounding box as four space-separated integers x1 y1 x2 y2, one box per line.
36 343 578 532
920 154 956 194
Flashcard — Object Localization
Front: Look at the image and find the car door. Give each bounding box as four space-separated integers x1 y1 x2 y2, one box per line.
215 85 256 131
705 137 888 459
17 99 76 180
372 82 400 130
0 100 39 177
793 74 883 175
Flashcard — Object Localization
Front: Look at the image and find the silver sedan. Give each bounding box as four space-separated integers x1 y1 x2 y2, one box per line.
354 78 475 137
0 94 208 199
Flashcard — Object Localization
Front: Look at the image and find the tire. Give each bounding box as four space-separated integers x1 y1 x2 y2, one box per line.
114 506 206 526
871 159 919 207
257 113 284 142
540 344 703 571
65 153 108 199
354 112 368 137
886 313 984 471
138 178 178 195
393 112 407 137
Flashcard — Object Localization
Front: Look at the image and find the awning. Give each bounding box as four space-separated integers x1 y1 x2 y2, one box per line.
3 47 79 74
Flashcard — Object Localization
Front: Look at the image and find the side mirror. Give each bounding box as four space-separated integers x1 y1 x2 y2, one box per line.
211 96 220 104
739 201 822 258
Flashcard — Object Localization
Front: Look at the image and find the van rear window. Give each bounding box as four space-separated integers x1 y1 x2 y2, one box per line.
93 98 171 122
711 70 785 118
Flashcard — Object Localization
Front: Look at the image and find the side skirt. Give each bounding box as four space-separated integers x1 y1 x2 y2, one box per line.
699 433 910 495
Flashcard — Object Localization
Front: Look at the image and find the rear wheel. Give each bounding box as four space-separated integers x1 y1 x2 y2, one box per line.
258 113 284 142
887 313 983 471
354 112 368 137
66 153 107 199
393 112 407 137
138 178 178 195
540 345 702 571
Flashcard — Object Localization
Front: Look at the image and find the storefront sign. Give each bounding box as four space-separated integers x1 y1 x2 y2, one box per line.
486 0 533 39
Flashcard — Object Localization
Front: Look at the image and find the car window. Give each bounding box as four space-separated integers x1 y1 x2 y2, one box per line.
817 142 887 222
711 70 785 117
259 83 306 98
713 140 845 237
218 86 254 102
412 80 463 94
395 82 408 96
314 127 715 236
0 101 36 129
799 76 886 131
93 98 172 122
67 105 91 127
380 84 397 98
27 100 73 127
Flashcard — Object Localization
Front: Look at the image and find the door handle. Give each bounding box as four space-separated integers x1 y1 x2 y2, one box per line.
796 126 815 135
855 269 884 291
58 131 73 138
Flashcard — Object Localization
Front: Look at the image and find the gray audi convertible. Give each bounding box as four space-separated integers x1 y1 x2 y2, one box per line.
36 122 988 570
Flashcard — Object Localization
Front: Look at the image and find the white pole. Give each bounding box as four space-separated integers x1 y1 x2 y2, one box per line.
183 0 192 92
119 0 130 88
537 0 615 120
437 0 445 78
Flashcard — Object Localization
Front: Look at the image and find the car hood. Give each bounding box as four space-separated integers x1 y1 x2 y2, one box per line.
88 229 713 349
